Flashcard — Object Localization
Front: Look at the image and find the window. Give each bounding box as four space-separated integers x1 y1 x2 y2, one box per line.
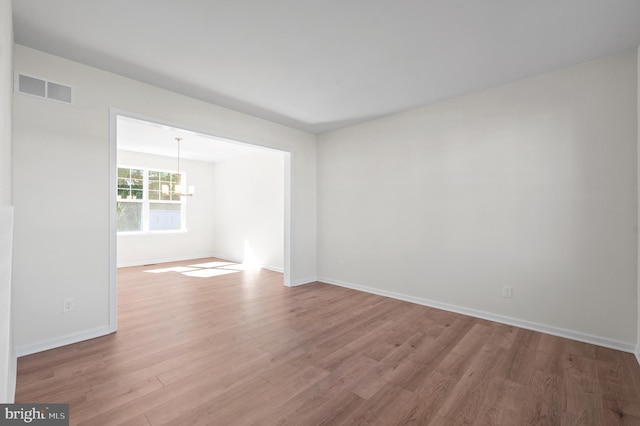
117 166 186 233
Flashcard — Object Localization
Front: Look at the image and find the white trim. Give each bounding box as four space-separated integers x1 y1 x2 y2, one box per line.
117 253 285 275
283 152 292 287
263 265 285 274
319 276 636 354
7 354 15 402
635 345 640 365
109 109 293 345
117 254 223 268
108 110 117 333
14 326 113 358
291 276 318 287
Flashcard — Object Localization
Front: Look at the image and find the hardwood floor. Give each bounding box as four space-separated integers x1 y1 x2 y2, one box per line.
14 257 640 425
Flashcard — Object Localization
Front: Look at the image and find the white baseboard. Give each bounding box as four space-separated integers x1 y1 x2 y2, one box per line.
118 254 284 273
14 326 113 358
204 253 284 274
635 346 640 365
318 276 636 354
117 253 222 268
290 276 318 287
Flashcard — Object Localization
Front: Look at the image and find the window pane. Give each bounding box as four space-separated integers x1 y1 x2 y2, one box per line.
117 167 186 233
117 202 142 232
149 203 182 231
117 189 129 200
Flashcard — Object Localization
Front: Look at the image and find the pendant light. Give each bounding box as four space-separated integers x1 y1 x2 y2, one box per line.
162 137 195 197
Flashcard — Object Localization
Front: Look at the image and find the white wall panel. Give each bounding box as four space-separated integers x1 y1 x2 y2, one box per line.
210 151 285 271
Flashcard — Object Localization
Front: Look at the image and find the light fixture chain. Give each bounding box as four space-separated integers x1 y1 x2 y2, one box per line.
173 137 193 196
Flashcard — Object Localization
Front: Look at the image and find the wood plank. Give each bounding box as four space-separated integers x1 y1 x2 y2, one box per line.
596 346 640 424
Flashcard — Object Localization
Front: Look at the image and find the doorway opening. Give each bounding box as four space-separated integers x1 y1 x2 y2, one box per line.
108 111 292 332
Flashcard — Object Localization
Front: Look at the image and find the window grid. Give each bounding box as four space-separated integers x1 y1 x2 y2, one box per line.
117 166 186 233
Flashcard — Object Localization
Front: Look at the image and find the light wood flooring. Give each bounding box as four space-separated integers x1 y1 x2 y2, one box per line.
15 257 640 425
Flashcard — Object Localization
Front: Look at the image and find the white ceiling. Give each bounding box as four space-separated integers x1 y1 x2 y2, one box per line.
12 0 640 134
117 116 264 163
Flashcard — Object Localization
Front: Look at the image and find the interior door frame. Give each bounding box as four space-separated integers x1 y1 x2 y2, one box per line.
108 108 293 333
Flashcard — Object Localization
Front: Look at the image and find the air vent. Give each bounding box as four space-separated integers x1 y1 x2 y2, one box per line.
14 72 74 104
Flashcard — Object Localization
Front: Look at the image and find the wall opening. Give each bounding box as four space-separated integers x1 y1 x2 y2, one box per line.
108 111 292 332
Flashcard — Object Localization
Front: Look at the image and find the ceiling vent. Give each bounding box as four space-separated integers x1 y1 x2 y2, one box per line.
14 72 74 104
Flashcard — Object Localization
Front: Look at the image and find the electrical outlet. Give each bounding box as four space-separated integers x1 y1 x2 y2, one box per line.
502 286 512 299
63 298 74 312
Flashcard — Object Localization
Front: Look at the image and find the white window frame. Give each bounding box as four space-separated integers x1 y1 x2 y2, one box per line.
116 165 187 234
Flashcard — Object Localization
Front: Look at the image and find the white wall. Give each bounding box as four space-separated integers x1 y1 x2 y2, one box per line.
210 151 285 271
0 0 15 402
318 51 638 349
116 150 218 267
0 0 11 207
12 44 316 353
